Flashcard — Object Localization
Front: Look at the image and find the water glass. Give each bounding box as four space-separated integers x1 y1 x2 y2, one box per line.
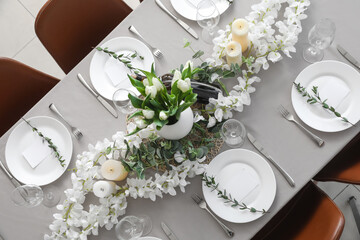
115 215 152 240
113 88 137 115
220 119 246 148
303 18 336 63
11 185 44 207
196 0 220 44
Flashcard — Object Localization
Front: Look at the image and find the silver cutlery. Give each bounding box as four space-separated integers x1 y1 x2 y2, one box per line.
155 0 199 39
77 73 118 118
49 103 83 139
191 193 234 238
0 160 22 189
278 105 324 147
247 132 295 187
337 44 360 70
128 25 163 58
161 222 179 240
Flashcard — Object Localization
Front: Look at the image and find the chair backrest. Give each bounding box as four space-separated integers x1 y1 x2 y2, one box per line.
0 58 59 137
35 0 132 74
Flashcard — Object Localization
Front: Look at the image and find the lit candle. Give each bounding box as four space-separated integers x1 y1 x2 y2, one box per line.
93 180 116 198
231 18 249 52
226 41 242 66
101 159 128 181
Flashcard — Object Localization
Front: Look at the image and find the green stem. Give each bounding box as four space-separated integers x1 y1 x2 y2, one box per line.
216 79 229 96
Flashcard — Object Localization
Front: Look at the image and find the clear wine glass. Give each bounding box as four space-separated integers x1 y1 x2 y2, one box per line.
115 215 152 240
220 119 246 148
11 185 44 207
113 88 137 115
303 18 336 63
11 184 60 208
196 0 220 44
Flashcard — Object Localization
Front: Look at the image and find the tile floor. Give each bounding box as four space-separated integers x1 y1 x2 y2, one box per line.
1 0 360 239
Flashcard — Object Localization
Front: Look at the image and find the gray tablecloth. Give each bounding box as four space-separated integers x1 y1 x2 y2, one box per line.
1 0 360 239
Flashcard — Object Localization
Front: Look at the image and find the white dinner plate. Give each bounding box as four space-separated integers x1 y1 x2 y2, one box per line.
5 116 73 186
90 37 154 100
202 149 276 223
291 60 360 132
170 0 231 21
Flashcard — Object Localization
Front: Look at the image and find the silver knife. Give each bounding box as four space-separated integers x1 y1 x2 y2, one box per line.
77 73 118 118
161 222 179 240
0 160 22 188
155 0 198 40
337 44 360 70
247 133 295 187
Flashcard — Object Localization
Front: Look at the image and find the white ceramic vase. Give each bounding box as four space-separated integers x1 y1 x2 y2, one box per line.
158 108 194 140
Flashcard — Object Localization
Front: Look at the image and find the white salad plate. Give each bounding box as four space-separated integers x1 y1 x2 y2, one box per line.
90 37 154 100
202 149 276 223
170 0 231 21
5 116 73 186
138 237 162 240
291 60 360 132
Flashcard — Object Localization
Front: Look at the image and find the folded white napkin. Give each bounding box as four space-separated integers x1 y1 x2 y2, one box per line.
22 136 52 168
224 168 259 202
319 80 350 109
104 57 132 88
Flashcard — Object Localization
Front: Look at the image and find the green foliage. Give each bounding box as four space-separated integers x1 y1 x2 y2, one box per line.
294 82 354 125
96 47 143 74
202 173 267 214
22 118 66 167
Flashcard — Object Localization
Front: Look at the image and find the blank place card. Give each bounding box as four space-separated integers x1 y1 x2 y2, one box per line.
22 137 52 168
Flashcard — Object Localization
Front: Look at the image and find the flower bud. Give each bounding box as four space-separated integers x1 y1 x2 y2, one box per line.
159 111 168 120
134 117 147 129
152 78 164 91
145 85 157 98
177 80 190 93
184 60 193 72
171 70 182 86
143 78 149 86
142 109 155 119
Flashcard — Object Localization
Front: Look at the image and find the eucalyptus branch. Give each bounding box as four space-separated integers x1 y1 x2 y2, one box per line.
202 173 267 214
95 47 143 74
294 82 354 126
22 118 66 167
183 39 205 62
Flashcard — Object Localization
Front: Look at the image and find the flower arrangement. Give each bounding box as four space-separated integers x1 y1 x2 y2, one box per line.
127 62 198 134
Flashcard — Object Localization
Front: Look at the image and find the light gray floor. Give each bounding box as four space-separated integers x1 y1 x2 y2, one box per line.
1 0 359 239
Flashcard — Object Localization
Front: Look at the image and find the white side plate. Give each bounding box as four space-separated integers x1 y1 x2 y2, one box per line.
5 116 73 186
202 149 276 223
291 60 360 132
170 0 230 21
90 37 154 100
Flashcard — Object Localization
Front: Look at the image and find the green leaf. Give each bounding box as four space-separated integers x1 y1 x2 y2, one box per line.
128 110 143 120
128 93 143 109
128 75 145 96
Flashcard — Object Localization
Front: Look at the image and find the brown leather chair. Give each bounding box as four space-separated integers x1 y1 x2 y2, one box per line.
0 58 59 137
252 181 344 240
35 0 135 74
315 132 360 183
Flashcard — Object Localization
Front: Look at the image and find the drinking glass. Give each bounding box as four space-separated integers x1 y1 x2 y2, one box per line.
113 88 137 115
303 18 336 63
196 0 220 44
115 215 152 240
11 184 60 208
11 185 44 207
220 119 246 148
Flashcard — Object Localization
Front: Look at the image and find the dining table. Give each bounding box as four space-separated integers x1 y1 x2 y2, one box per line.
1 0 360 239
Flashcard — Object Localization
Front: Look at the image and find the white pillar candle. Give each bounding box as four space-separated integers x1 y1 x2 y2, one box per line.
226 41 242 66
101 159 128 181
232 18 249 53
93 180 116 198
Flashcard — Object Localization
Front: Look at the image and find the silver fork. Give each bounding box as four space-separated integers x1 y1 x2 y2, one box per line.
278 105 324 147
128 25 163 58
191 193 234 238
49 103 83 139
